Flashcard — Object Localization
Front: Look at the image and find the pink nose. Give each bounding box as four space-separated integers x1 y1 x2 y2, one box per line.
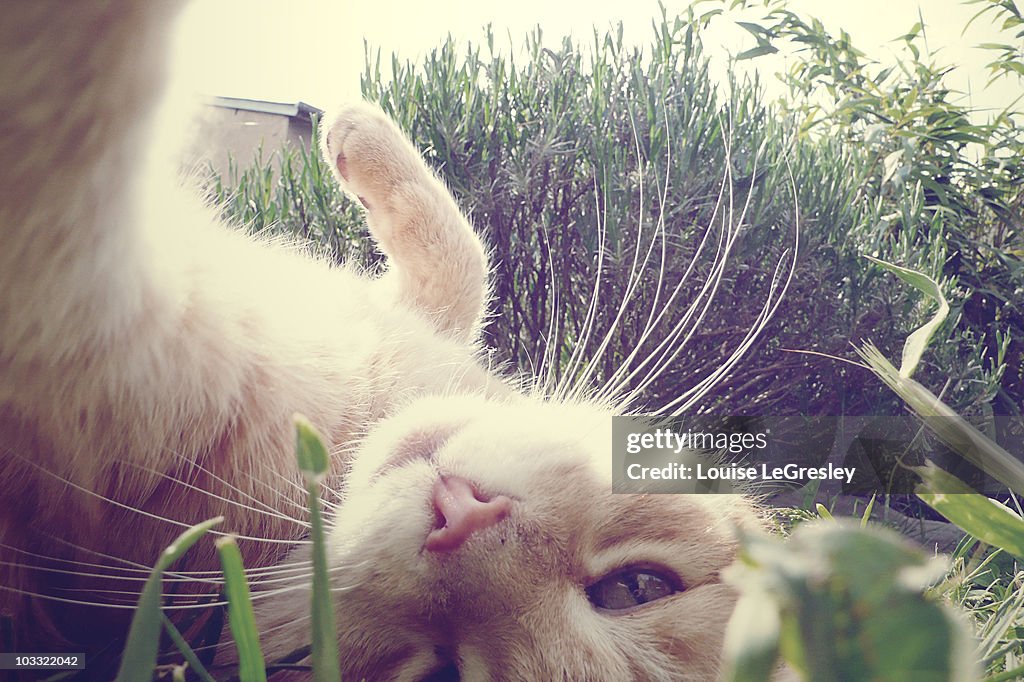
425 476 512 552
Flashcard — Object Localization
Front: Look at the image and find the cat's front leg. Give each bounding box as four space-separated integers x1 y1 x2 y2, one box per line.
321 104 489 342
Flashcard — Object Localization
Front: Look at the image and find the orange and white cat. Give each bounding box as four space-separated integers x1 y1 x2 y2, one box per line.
0 1 764 679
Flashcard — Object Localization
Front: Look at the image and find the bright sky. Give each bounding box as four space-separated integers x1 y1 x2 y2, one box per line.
170 0 1017 117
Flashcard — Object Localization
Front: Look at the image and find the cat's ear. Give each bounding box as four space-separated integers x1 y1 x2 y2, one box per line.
321 104 490 341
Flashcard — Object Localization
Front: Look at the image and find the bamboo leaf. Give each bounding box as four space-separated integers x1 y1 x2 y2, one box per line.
856 344 1024 496
862 256 949 379
736 21 773 39
737 44 780 60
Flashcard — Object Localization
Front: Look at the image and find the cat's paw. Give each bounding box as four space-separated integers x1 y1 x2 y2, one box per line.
319 103 488 337
321 103 421 212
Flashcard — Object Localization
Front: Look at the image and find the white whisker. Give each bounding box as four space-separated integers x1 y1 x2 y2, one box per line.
555 167 608 398
122 457 310 530
55 586 220 602
36 532 159 572
660 143 801 413
564 103 664 401
0 584 155 611
0 559 216 585
9 453 311 546
160 437 339 522
0 543 156 574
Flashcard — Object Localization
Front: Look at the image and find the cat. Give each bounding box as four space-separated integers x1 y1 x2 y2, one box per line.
0 1 767 680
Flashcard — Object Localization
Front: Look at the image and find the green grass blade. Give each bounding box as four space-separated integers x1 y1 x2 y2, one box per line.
216 536 267 682
987 662 1024 682
294 415 341 682
295 413 330 481
161 614 218 682
115 516 223 682
860 493 877 528
857 343 1024 496
916 462 1024 560
307 480 341 682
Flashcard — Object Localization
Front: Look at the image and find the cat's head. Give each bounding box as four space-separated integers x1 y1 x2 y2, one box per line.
306 394 761 681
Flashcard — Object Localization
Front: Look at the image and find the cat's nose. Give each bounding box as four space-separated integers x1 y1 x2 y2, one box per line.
425 476 512 552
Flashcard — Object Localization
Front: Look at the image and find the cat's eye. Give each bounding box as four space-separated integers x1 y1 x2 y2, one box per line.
586 568 682 611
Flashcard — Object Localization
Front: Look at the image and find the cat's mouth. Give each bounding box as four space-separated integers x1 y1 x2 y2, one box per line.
419 660 460 682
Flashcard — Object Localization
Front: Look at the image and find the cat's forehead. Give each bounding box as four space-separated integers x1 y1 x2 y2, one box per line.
594 493 717 548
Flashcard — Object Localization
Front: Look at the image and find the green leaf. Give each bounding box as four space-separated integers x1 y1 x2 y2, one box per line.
217 536 267 682
720 590 781 682
860 494 877 528
736 44 780 60
916 463 1024 560
895 21 923 42
977 42 1016 51
862 256 949 378
723 522 979 682
115 517 223 682
736 21 773 39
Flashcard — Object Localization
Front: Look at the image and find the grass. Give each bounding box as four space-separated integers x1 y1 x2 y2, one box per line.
294 416 342 682
115 418 341 682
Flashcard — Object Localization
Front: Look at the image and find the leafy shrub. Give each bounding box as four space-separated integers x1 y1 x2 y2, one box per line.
204 2 1022 420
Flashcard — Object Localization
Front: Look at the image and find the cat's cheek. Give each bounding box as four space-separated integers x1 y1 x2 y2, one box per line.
329 465 439 559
